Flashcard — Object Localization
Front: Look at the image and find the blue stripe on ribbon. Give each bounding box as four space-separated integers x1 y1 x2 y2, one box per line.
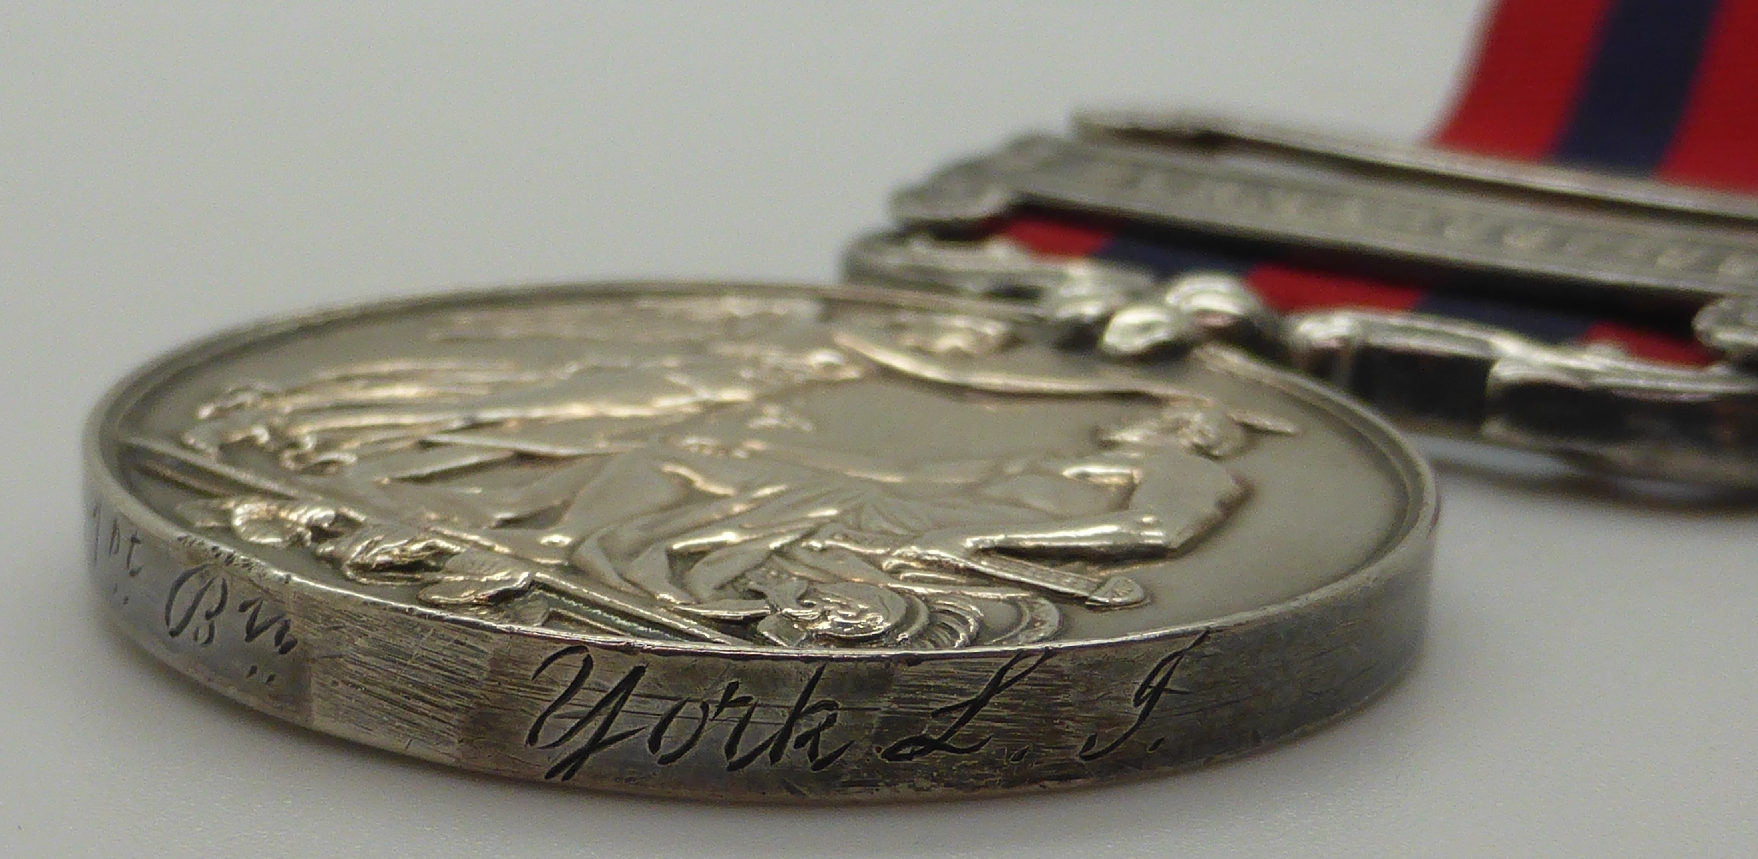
1092 234 1256 279
1551 0 1720 174
1415 292 1594 344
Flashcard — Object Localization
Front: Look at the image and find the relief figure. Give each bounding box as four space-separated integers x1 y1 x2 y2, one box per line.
131 300 1294 649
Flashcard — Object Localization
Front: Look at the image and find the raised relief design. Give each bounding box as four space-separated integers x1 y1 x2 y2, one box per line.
125 296 1294 649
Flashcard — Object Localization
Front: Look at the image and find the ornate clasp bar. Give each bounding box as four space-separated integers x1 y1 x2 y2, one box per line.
891 110 1758 306
850 111 1758 488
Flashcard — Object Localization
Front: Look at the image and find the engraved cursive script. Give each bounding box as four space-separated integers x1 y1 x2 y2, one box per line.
1078 631 1208 760
525 637 1215 779
879 651 1052 762
527 646 855 780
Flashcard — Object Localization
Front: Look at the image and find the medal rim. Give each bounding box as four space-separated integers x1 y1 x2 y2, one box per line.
83 280 1436 800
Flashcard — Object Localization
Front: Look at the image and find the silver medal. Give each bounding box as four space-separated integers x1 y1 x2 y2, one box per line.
86 281 1434 800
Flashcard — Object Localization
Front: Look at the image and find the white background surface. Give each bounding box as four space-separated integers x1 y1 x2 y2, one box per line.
4 3 1756 856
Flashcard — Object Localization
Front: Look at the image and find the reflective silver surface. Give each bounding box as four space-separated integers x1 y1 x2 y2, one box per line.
1696 296 1758 367
1074 108 1758 224
890 133 1758 305
87 281 1434 800
848 231 1758 488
